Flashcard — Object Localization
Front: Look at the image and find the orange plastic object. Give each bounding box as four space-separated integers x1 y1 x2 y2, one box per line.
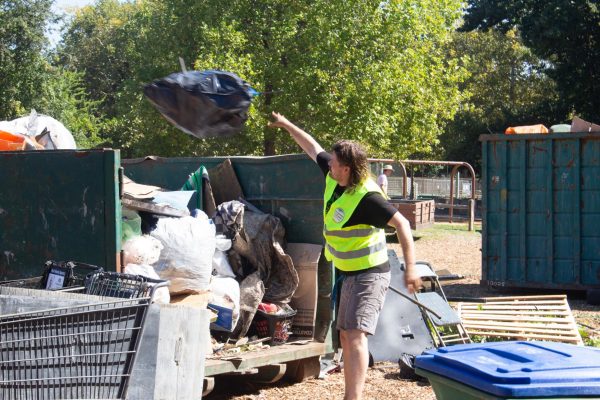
0 130 26 151
0 129 44 150
505 124 549 134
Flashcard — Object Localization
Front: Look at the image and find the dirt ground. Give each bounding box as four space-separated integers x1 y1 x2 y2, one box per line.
206 222 600 400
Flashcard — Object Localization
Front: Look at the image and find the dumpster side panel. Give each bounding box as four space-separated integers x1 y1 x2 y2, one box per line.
480 133 600 290
0 150 120 279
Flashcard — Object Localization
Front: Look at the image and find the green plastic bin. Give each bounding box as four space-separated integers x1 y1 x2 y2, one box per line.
416 341 600 400
416 369 591 400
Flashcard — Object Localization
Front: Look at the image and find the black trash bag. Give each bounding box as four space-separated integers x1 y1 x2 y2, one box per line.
144 70 256 138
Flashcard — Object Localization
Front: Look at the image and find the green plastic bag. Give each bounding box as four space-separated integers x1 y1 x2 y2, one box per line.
122 208 142 242
181 165 208 210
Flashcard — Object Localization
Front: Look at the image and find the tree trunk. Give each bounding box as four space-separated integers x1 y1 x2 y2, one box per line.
263 83 275 156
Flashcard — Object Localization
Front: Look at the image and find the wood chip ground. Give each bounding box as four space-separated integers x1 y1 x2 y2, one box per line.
207 222 600 399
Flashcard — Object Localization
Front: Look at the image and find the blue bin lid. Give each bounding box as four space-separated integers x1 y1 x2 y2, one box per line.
415 341 600 397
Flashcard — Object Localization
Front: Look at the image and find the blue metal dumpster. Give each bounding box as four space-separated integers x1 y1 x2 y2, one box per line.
415 340 600 400
480 132 600 291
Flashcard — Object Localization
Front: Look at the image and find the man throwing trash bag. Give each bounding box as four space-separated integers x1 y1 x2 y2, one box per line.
268 112 421 400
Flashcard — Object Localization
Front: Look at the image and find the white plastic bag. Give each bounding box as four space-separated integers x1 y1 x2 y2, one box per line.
0 110 77 149
150 216 216 294
212 235 235 278
122 235 163 266
123 263 170 304
209 276 240 330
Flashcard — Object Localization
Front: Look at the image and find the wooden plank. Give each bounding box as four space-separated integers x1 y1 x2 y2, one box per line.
461 315 574 324
457 295 583 346
463 322 574 336
466 331 582 344
481 294 567 301
460 301 568 307
460 311 570 318
460 305 568 311
204 341 326 377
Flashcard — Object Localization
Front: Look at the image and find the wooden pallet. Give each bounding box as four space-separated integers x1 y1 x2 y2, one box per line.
456 295 583 346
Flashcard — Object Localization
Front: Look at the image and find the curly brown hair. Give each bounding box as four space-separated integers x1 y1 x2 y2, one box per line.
332 140 369 191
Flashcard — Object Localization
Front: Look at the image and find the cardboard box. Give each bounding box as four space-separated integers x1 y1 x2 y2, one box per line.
287 243 322 339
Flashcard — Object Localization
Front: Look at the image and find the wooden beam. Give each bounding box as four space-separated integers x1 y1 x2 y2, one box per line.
205 341 326 376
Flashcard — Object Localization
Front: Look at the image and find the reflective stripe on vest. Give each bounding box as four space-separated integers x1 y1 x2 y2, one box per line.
326 240 387 260
323 227 379 238
322 174 389 272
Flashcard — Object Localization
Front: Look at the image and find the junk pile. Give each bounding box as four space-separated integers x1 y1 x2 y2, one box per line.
0 110 77 151
505 116 600 134
120 158 306 356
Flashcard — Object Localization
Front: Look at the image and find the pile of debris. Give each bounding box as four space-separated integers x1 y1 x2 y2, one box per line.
119 158 320 357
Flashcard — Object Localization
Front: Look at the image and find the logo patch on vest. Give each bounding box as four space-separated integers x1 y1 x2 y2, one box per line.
333 207 345 223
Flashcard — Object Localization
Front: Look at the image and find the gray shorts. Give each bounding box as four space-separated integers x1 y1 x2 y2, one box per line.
336 270 391 335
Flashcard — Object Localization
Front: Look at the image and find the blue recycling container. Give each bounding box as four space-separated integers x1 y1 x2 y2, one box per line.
415 341 600 400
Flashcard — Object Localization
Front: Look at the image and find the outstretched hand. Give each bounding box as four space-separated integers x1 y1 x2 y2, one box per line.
268 112 290 129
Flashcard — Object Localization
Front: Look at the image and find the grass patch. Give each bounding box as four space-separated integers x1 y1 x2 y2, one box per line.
412 222 482 241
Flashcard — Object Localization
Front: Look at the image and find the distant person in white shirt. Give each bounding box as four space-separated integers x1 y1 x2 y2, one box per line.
377 164 394 195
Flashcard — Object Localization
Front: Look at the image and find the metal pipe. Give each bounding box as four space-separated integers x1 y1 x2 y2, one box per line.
388 285 442 319
367 159 477 205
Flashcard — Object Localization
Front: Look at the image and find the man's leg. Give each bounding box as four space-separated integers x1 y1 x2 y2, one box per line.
340 328 369 400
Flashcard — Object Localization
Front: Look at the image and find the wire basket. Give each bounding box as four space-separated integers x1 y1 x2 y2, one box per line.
0 261 103 291
0 298 150 399
84 271 167 301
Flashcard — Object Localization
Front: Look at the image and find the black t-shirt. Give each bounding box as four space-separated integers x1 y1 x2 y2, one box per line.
317 152 397 274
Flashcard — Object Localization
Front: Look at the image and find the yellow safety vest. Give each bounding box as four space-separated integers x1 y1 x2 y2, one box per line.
323 174 388 272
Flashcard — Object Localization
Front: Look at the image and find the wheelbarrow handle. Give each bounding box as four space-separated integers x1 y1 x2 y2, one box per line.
388 285 442 319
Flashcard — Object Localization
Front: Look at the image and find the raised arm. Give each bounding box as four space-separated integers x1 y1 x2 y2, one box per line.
268 112 324 162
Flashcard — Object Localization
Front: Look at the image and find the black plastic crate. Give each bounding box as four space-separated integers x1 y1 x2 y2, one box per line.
251 306 296 346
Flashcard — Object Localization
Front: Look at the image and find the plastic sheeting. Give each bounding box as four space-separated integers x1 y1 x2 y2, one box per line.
144 70 256 139
0 111 77 149
214 200 299 303
150 215 216 294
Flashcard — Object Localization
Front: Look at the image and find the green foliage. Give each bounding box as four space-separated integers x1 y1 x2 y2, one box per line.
0 0 54 119
462 0 600 123
34 66 104 149
579 326 600 348
57 0 468 158
438 29 560 172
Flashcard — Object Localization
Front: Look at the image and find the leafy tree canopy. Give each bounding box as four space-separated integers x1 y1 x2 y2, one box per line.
438 29 561 172
462 0 600 122
0 0 54 118
58 0 468 158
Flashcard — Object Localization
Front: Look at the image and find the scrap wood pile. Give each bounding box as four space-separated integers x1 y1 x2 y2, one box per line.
456 295 583 345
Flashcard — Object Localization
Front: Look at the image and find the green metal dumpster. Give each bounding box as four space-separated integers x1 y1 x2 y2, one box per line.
480 132 600 291
0 150 334 395
0 149 121 278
